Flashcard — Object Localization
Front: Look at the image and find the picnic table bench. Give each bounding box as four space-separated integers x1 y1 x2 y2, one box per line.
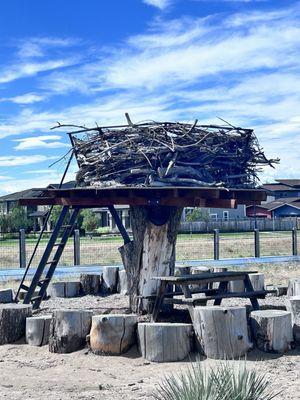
149 270 273 322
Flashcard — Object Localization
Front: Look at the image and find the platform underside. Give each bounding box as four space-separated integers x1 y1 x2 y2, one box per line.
19 186 266 208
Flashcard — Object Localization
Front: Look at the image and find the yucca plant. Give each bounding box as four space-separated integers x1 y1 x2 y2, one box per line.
153 360 280 400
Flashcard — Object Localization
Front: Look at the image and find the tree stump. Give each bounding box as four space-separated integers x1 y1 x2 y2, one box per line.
119 206 183 313
193 306 252 359
190 266 210 291
48 282 65 298
80 273 101 295
0 288 13 303
19 290 47 301
138 322 193 362
228 280 245 293
212 268 227 288
49 310 92 353
287 278 300 297
89 314 137 355
286 296 300 344
0 304 32 345
102 266 119 293
117 270 128 295
48 281 81 298
250 310 293 353
249 273 265 291
26 315 52 346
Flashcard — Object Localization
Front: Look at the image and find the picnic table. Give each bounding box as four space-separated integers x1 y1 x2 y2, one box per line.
149 270 271 322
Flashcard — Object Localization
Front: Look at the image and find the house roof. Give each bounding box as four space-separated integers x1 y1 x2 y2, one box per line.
0 181 75 202
247 197 300 211
275 179 300 188
261 183 298 191
0 188 42 202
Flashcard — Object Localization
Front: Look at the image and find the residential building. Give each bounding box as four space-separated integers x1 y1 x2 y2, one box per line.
246 197 300 219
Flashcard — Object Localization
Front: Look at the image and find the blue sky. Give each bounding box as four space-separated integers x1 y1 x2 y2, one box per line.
0 0 299 195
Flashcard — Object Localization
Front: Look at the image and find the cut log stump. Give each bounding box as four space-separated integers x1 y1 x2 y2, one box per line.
117 270 128 295
212 268 227 289
138 322 193 362
0 288 14 303
102 266 119 293
19 290 47 301
190 266 210 290
80 273 101 295
48 281 81 298
287 278 300 297
0 304 32 345
286 296 300 344
228 280 244 293
193 306 252 359
250 310 293 353
249 273 265 291
89 314 137 355
49 310 92 353
26 315 52 346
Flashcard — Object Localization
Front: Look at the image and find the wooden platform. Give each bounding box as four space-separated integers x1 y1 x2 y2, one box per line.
20 186 266 208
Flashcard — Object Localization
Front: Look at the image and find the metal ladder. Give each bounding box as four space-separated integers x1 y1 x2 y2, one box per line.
16 206 80 309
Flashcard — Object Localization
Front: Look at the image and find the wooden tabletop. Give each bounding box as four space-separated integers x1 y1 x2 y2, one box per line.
152 270 257 284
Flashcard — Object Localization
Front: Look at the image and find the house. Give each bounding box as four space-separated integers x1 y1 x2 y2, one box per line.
0 181 76 231
183 204 246 222
246 197 300 219
261 179 300 202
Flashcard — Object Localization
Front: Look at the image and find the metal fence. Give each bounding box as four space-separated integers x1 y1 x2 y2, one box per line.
0 228 298 269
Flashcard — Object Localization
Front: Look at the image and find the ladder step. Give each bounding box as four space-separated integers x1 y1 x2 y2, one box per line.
46 260 58 265
20 284 29 291
31 296 42 302
62 224 72 228
37 278 50 287
53 243 64 247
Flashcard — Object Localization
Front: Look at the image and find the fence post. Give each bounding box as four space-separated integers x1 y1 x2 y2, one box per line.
213 229 219 260
19 228 26 268
73 229 81 265
292 228 298 256
254 228 260 258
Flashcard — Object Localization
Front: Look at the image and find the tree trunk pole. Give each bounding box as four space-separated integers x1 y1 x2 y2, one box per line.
119 205 182 313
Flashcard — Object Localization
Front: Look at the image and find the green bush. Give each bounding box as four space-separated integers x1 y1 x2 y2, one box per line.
153 360 279 400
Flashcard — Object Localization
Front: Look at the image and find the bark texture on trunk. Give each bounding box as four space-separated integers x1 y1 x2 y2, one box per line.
119 206 182 313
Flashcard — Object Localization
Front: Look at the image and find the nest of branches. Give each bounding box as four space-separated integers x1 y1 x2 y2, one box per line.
56 116 278 189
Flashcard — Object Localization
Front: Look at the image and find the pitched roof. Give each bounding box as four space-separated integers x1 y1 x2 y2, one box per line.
261 183 297 191
247 197 300 211
0 188 42 202
275 179 300 188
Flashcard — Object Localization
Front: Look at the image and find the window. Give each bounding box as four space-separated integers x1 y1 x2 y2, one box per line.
210 213 218 221
223 211 229 221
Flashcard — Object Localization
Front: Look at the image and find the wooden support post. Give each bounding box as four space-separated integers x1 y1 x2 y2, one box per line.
254 228 260 258
292 228 298 256
73 229 81 265
19 229 26 269
214 229 219 260
119 205 182 313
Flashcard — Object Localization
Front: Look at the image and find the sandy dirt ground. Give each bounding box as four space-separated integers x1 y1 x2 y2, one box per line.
0 262 300 399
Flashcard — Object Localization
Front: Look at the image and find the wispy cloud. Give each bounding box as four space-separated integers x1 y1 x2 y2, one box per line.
0 93 46 104
0 58 79 85
143 0 172 10
17 37 78 59
0 155 57 167
13 135 69 150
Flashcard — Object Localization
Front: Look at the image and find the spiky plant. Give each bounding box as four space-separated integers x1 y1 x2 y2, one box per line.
153 360 280 400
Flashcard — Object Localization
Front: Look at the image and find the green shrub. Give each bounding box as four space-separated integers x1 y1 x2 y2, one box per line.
153 360 279 400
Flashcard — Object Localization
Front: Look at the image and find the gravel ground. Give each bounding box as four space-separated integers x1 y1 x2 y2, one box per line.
0 261 299 400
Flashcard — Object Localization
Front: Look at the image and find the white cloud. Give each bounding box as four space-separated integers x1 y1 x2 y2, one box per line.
13 135 69 150
0 93 46 104
0 155 57 167
143 0 172 10
17 37 78 58
0 58 78 85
